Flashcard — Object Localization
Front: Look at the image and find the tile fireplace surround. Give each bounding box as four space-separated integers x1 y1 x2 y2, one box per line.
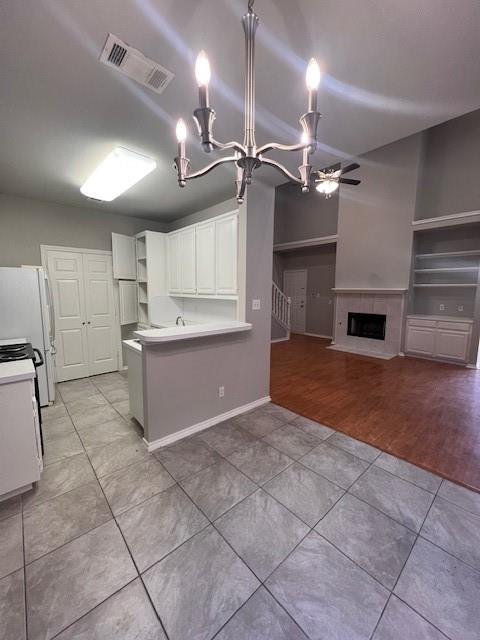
330 288 407 359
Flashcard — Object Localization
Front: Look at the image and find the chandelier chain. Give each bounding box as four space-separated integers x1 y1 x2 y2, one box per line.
247 0 255 12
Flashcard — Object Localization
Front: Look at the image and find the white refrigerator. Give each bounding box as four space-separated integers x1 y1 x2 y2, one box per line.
0 267 56 405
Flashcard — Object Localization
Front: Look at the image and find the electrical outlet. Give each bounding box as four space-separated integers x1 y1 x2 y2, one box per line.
439 304 445 311
252 299 261 310
218 386 225 398
458 305 464 312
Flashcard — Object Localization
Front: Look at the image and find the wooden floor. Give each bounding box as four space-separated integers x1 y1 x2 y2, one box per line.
270 335 480 492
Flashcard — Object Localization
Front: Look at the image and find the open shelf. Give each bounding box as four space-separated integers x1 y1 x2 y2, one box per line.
413 283 477 288
414 267 479 273
416 250 480 259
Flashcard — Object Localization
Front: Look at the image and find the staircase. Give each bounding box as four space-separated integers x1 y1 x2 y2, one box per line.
271 282 291 342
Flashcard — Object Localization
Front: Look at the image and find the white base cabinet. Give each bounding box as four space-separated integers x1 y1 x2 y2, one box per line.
0 371 42 498
405 316 472 363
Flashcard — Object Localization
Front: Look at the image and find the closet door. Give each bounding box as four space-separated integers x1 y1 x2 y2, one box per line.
47 250 90 382
83 254 118 376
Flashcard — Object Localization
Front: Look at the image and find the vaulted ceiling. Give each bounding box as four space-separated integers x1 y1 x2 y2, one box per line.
2 0 480 220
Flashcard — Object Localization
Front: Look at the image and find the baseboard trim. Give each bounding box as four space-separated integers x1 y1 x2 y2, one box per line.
143 395 272 452
327 344 397 360
271 337 290 343
304 333 333 340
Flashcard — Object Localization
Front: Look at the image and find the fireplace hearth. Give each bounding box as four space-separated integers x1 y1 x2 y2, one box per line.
348 312 386 341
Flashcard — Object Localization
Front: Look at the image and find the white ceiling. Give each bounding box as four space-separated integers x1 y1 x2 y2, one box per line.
1 0 480 221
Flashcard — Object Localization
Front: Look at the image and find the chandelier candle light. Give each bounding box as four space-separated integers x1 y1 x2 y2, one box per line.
174 0 360 203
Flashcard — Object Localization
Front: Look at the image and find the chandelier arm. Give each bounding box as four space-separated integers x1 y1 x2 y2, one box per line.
259 157 303 186
256 141 310 155
210 138 246 155
185 155 238 181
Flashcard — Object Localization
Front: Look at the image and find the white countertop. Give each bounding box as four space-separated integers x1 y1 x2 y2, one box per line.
0 359 35 384
407 314 474 323
123 339 142 353
134 321 252 344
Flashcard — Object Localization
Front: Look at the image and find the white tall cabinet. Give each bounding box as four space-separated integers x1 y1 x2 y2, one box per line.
112 231 166 328
167 211 239 298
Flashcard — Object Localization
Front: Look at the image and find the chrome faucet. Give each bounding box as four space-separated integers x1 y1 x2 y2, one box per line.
176 316 185 326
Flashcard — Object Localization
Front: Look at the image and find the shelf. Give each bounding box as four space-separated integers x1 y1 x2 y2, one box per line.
414 267 479 273
139 301 148 305
416 250 480 259
137 257 147 262
413 284 477 288
137 280 148 284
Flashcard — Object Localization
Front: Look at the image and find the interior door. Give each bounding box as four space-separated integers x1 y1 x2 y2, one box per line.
47 250 90 381
284 269 307 334
83 254 118 376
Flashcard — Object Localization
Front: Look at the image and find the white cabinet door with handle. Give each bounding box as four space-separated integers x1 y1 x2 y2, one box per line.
119 280 138 325
215 213 238 295
112 233 136 280
196 221 216 294
180 227 197 293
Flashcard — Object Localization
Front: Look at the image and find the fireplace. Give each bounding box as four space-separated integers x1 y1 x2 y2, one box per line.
348 312 386 341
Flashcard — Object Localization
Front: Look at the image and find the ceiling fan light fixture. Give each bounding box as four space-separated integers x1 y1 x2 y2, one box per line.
316 179 339 195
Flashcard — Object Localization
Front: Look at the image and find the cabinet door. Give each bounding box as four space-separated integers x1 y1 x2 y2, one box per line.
180 227 196 293
215 213 238 294
119 280 138 325
435 329 469 361
196 221 216 294
167 232 181 293
112 233 136 280
405 326 435 355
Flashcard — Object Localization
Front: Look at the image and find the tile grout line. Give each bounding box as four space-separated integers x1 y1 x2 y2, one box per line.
367 468 445 640
58 379 173 640
173 480 316 640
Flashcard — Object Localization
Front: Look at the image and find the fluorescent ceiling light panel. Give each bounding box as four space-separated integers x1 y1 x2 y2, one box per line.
80 146 156 201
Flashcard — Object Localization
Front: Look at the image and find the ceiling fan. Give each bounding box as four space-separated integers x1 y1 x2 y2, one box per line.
314 162 361 196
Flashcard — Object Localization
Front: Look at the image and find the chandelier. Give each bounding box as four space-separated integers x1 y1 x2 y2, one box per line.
174 0 360 203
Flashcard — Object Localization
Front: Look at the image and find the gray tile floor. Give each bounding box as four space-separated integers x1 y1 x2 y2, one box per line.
1 371 480 639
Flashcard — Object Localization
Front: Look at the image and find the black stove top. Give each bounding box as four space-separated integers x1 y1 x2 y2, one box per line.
0 342 36 363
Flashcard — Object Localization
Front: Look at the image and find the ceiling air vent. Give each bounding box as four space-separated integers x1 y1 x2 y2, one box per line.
100 33 174 95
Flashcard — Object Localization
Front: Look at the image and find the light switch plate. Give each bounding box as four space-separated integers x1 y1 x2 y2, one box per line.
252 299 261 310
439 304 445 311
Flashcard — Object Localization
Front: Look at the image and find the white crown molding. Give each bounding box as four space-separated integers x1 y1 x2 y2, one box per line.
412 210 480 230
143 395 271 452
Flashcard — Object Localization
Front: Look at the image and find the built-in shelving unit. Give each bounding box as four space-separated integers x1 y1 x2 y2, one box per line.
406 222 480 364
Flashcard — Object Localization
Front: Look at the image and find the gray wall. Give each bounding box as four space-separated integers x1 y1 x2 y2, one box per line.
335 134 422 289
275 245 336 337
0 192 168 267
167 198 239 231
143 183 275 442
416 109 480 220
274 183 338 245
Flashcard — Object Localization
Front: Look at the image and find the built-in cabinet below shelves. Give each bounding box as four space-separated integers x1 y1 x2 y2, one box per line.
405 315 473 363
168 211 238 298
112 230 166 328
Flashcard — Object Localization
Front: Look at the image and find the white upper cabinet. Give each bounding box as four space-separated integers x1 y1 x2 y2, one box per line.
112 233 136 280
167 232 182 293
215 213 238 295
195 221 216 294
180 227 197 293
166 211 238 297
119 280 138 325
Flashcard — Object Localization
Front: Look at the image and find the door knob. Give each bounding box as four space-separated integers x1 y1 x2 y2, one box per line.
82 322 85 325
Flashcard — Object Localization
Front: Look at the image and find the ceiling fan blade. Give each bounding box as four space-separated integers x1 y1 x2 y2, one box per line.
340 162 360 175
339 178 361 185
